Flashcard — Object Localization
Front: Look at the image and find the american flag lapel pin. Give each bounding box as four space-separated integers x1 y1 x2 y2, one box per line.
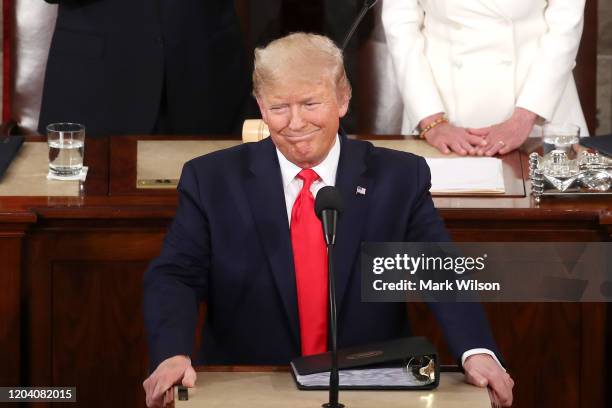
356 186 366 195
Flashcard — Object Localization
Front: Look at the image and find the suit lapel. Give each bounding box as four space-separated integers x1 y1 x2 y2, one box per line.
333 137 373 315
243 138 300 348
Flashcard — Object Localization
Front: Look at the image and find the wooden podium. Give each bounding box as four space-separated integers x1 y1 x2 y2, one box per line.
174 368 490 408
0 135 608 407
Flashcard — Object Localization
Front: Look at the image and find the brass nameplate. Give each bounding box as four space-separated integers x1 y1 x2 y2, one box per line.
137 179 179 189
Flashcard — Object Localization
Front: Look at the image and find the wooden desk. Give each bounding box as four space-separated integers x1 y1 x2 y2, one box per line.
175 368 489 408
0 135 609 408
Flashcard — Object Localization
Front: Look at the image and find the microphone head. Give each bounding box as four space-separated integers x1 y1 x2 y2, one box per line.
315 186 345 219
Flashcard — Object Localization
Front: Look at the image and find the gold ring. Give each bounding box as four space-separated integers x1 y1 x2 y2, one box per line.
497 140 506 147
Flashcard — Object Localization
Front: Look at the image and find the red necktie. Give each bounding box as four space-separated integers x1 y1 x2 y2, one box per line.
291 169 328 356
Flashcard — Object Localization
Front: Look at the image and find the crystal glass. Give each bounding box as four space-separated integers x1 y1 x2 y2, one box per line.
47 123 85 177
541 123 580 159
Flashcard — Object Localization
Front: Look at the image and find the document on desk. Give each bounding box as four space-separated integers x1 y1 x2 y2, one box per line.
425 157 505 193
290 363 427 389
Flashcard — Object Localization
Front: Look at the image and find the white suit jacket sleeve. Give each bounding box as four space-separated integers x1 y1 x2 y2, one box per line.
516 0 585 121
382 0 445 132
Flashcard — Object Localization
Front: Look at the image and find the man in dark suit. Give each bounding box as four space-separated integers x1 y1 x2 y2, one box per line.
142 33 514 407
39 0 248 136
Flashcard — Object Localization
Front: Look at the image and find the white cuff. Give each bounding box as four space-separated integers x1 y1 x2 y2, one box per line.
461 349 505 371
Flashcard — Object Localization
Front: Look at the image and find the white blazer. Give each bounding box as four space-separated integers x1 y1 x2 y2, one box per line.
382 0 588 136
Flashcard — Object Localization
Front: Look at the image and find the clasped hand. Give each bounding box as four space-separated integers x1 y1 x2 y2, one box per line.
423 108 536 156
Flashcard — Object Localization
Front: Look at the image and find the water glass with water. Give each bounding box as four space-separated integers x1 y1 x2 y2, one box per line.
47 123 85 177
542 123 580 159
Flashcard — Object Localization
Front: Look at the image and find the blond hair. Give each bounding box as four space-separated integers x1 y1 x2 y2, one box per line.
252 32 352 101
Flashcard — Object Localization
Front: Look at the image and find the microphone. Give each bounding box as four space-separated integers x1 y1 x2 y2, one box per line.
315 186 345 246
314 186 345 408
340 0 380 50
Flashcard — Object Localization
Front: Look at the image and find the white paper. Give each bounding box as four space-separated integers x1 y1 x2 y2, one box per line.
290 363 429 388
425 158 505 193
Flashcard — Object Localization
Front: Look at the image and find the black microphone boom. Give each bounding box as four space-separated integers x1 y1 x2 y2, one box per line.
314 186 345 408
340 0 380 50
315 186 344 246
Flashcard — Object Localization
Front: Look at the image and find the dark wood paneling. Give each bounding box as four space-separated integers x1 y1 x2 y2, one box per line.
25 228 167 408
581 303 607 408
446 221 609 242
408 303 583 407
608 303 612 408
0 213 34 387
82 136 110 196
0 237 24 386
408 222 606 408
234 0 250 50
489 303 582 407
52 262 149 408
109 135 138 196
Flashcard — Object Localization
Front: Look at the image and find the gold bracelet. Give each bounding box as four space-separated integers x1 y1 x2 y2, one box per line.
419 116 448 139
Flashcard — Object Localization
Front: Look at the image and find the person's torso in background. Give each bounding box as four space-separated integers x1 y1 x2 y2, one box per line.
40 0 249 136
416 0 587 134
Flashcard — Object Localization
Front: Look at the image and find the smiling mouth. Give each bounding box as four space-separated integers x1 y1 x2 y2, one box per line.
284 130 319 141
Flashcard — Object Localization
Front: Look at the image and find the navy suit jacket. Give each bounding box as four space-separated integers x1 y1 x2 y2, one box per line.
144 136 498 370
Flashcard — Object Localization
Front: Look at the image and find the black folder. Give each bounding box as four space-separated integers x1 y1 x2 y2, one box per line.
290 337 439 390
0 136 24 180
580 134 612 157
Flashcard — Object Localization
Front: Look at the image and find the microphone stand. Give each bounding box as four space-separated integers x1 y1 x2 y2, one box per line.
318 0 376 395
322 211 344 408
340 0 379 50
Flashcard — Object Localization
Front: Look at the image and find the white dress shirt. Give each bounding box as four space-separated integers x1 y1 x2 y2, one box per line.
275 134 502 370
276 135 340 224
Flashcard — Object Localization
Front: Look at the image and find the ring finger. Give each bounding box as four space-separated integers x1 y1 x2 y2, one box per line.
485 140 505 156
498 141 514 155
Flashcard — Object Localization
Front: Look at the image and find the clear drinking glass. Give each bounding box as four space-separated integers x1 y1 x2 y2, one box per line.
541 123 580 159
47 123 85 177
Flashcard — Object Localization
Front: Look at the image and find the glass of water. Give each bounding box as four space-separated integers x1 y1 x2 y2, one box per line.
542 123 580 159
47 123 85 177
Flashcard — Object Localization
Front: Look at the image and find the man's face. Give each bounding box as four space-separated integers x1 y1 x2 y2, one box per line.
256 76 349 168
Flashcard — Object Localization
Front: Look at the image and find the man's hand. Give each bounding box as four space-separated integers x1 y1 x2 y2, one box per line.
143 355 196 408
419 114 487 155
463 354 514 407
470 107 537 156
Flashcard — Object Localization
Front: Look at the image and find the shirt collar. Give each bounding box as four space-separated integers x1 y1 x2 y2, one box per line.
276 135 340 188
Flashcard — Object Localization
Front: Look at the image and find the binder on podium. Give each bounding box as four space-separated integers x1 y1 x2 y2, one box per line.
290 337 439 390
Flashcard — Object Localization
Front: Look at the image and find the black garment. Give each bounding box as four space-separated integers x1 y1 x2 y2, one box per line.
39 0 249 136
